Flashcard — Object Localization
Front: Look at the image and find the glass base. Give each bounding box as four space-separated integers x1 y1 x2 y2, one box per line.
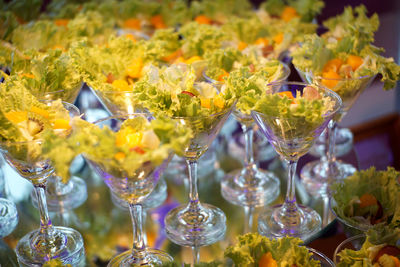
300 160 357 196
16 226 85 266
111 178 167 210
310 128 353 158
108 248 173 267
258 204 321 241
221 167 280 207
31 176 87 212
165 203 226 247
0 198 18 238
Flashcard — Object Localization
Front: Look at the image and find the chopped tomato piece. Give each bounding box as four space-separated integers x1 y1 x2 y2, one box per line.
181 91 195 97
131 146 145 154
106 73 115 84
359 193 378 208
374 245 400 262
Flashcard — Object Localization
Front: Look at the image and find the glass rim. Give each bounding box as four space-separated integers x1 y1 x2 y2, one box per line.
307 247 335 266
300 68 376 82
333 233 366 265
92 113 153 126
171 100 237 120
252 81 342 119
0 101 80 146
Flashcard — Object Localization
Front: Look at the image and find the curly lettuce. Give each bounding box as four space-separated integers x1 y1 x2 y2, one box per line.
260 0 324 22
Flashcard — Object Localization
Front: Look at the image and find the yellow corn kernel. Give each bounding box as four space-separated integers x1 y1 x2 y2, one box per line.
112 79 130 91
126 58 143 79
52 119 71 130
114 152 126 161
200 98 211 109
5 111 27 123
30 106 50 119
185 56 202 64
214 97 225 109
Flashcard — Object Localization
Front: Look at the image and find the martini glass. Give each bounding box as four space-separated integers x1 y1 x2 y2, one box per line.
164 104 235 263
221 63 290 233
85 114 173 266
252 81 342 240
0 198 18 238
31 85 87 213
300 74 375 195
0 102 85 266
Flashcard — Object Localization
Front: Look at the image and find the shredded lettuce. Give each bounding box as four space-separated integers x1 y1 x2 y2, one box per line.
331 167 400 230
225 233 321 266
260 0 324 22
190 0 253 23
42 115 192 182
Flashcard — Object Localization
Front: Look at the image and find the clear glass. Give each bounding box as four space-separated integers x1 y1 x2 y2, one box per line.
0 198 18 238
333 234 366 265
300 74 375 194
86 114 173 266
32 85 88 212
309 247 335 267
251 81 342 240
0 102 85 266
165 105 234 264
221 63 290 232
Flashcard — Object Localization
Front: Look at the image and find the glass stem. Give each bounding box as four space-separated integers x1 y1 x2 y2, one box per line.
243 206 254 233
327 120 339 179
129 203 147 261
282 160 298 213
192 246 200 265
34 184 56 241
187 159 201 212
242 124 255 168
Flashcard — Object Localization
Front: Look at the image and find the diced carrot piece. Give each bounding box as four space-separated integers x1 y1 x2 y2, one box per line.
200 98 211 109
112 80 130 91
54 19 69 27
30 106 50 119
126 58 143 79
123 18 141 30
273 33 284 44
321 70 341 89
323 58 343 73
217 69 229 81
346 55 363 71
106 73 115 84
214 97 225 109
150 15 166 29
162 49 182 62
185 56 202 64
5 111 27 123
238 41 248 51
195 15 212 25
51 45 66 51
114 152 126 161
125 132 143 148
281 6 299 22
52 119 71 130
255 37 269 46
124 33 137 42
359 193 378 208
278 91 294 99
19 73 35 79
258 252 278 267
390 256 400 267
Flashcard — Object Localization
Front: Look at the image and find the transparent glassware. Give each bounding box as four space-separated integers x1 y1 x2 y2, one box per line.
252 81 342 240
0 198 18 238
221 63 290 233
300 74 375 194
31 86 87 213
85 114 173 267
308 247 335 267
164 105 234 264
0 102 85 266
333 234 366 265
